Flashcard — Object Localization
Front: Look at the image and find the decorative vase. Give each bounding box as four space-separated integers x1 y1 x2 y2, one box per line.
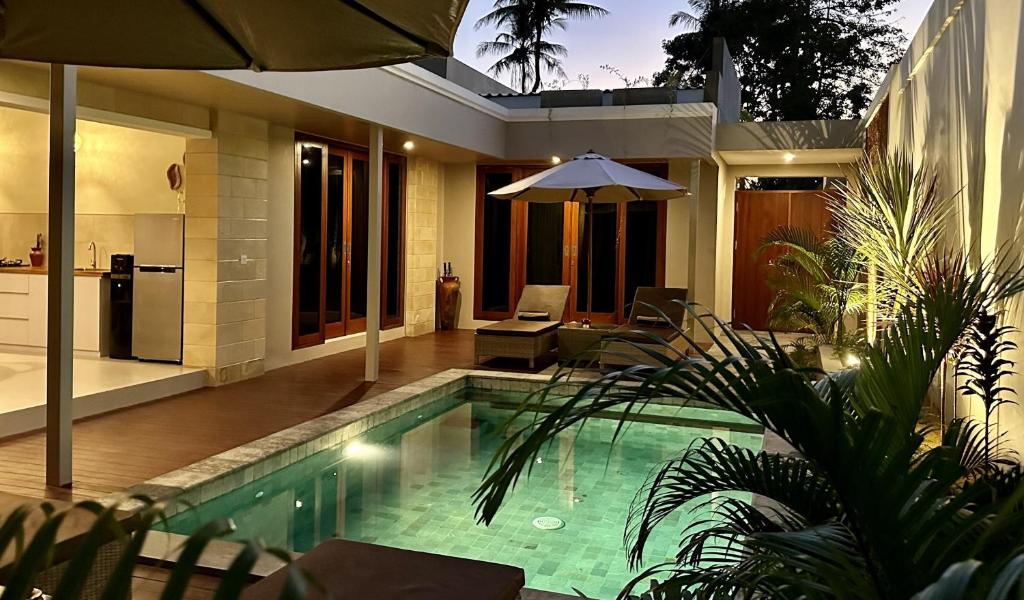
437 275 460 330
29 248 44 267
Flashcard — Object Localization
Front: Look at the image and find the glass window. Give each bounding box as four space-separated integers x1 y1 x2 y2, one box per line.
576 202 617 314
349 157 369 322
624 201 659 311
480 171 514 313
526 203 564 285
297 145 323 338
385 161 403 320
325 153 345 328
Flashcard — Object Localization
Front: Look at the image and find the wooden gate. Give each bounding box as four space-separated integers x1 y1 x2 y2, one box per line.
731 190 833 331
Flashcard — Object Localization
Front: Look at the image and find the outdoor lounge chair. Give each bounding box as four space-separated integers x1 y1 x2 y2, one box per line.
241 538 525 600
601 286 690 367
475 284 570 368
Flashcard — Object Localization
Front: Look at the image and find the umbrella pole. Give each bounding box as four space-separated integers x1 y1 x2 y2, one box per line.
584 191 594 328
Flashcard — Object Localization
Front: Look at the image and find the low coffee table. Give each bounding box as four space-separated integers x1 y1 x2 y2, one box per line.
557 323 616 364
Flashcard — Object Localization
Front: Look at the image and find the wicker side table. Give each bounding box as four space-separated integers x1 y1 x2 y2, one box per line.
557 323 615 364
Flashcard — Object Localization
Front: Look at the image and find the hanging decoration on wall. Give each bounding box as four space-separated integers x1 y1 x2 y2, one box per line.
167 162 185 213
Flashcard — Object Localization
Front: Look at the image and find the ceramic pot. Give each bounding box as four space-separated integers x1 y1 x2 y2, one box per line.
29 248 44 267
437 276 460 330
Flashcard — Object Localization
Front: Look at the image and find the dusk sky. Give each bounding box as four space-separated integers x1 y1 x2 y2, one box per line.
453 0 935 91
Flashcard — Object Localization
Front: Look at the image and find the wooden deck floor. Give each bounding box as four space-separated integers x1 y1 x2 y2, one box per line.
0 330 497 502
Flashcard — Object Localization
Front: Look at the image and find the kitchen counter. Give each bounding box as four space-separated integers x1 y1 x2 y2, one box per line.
0 266 109 277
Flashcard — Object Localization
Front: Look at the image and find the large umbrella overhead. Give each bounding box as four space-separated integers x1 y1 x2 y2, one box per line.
489 152 688 326
0 0 469 70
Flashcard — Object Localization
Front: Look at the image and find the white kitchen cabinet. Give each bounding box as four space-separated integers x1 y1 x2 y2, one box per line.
0 273 104 352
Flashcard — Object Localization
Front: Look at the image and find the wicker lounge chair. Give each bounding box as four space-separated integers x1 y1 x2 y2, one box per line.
601 287 690 367
241 538 525 600
475 284 570 368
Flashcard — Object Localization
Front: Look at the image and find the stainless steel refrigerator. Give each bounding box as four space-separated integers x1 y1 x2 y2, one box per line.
132 214 184 362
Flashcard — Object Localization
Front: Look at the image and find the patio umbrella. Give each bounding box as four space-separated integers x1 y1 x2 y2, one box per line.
0 0 468 70
489 152 687 326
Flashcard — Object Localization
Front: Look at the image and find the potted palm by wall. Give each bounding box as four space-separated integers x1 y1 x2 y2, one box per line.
474 251 1024 598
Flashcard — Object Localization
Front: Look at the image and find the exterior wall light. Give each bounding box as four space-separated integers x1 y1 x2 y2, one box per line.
783 152 796 162
403 140 415 151
551 155 562 165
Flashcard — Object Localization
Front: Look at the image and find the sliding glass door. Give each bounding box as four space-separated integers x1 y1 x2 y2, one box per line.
293 138 405 349
475 164 668 324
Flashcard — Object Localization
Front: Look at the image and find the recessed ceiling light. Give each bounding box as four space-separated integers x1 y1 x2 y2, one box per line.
551 155 562 165
783 152 797 162
403 140 415 151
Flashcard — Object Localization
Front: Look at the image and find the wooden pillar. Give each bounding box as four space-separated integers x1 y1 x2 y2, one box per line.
46 64 76 488
365 125 383 382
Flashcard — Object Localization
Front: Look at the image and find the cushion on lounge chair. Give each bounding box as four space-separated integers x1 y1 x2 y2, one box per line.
517 311 550 321
611 325 681 344
636 315 671 327
478 320 561 337
241 539 525 600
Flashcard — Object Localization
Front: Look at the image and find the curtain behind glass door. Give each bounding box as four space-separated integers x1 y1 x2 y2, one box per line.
624 201 660 312
526 203 564 285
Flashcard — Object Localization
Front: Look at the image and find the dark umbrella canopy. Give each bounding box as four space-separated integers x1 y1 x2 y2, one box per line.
0 0 469 71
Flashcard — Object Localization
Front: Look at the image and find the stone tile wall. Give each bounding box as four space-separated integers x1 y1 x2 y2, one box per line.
182 111 269 385
404 157 441 337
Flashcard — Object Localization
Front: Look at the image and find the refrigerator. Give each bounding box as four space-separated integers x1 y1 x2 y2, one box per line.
132 214 184 362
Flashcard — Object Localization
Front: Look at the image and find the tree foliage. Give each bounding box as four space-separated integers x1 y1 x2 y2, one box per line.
654 0 905 120
476 0 608 94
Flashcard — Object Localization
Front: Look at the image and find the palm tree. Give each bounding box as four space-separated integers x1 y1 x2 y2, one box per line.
474 251 1024 598
475 0 536 93
759 225 867 346
477 0 607 94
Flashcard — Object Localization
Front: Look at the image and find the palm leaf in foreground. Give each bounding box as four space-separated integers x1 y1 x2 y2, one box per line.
475 252 1024 599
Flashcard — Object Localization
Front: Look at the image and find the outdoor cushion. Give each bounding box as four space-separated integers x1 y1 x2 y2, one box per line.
516 285 570 320
241 539 524 600
636 315 671 327
518 311 551 321
610 325 681 344
478 320 561 337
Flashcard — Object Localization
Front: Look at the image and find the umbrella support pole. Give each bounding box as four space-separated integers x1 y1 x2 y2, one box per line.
584 192 594 328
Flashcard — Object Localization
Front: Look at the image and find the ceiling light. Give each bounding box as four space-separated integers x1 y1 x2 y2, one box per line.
403 140 415 151
783 152 796 162
551 155 562 165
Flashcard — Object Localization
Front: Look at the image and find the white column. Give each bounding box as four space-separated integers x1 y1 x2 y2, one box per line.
686 159 720 342
46 64 76 488
365 125 383 381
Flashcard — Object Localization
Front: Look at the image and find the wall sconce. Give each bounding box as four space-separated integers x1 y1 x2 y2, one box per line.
73 132 83 153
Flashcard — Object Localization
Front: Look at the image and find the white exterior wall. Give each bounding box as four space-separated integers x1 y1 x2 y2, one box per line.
877 0 1024 448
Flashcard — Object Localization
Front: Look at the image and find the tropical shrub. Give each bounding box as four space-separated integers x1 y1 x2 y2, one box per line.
832 152 956 324
759 225 866 347
0 498 305 599
474 252 1024 599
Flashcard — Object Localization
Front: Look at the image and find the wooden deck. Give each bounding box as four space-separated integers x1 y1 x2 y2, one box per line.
0 330 499 502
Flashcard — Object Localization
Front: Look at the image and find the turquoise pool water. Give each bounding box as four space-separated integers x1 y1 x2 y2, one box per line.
166 388 762 599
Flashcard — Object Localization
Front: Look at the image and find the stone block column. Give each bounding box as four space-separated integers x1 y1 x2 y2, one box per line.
182 110 269 385
405 157 441 337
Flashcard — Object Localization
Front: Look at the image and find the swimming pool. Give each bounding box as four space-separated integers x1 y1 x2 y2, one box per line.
164 386 762 599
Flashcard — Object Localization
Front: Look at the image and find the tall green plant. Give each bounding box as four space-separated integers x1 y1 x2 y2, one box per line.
0 498 305 599
833 152 956 323
474 252 1024 599
957 309 1019 472
759 225 866 345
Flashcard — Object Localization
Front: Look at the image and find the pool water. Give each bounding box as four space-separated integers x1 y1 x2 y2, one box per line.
165 388 762 599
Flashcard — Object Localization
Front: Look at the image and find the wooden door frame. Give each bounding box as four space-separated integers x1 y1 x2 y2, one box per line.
292 134 406 349
730 189 834 330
